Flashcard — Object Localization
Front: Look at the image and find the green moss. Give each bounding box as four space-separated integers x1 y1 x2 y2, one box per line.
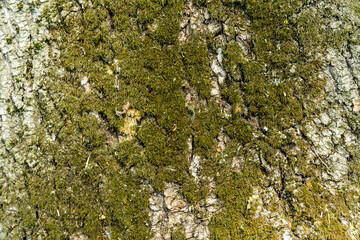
223 41 246 82
19 0 359 238
286 179 351 239
205 0 353 238
181 177 210 203
171 227 187 240
6 37 13 44
209 160 274 239
17 2 24 10
181 37 212 99
21 0 211 237
155 7 181 45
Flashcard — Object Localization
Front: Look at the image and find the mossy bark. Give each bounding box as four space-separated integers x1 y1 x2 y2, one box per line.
1 0 360 239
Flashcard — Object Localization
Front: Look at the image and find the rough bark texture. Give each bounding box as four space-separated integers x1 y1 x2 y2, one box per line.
0 0 52 238
1 0 360 239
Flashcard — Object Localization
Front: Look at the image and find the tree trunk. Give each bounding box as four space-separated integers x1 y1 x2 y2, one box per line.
1 0 360 239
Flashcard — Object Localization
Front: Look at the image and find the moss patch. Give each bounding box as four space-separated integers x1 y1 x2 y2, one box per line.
17 0 360 239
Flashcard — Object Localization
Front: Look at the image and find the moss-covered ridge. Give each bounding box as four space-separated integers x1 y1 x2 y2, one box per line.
18 0 360 239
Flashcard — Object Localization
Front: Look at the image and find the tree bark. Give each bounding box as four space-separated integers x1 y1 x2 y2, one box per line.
1 0 360 239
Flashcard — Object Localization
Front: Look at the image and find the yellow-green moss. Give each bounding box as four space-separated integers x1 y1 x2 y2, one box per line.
18 0 360 238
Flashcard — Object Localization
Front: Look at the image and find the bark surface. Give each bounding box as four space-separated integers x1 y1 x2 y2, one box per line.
1 0 360 239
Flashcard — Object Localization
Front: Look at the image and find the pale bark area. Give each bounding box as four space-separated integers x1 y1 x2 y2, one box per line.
0 0 52 238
